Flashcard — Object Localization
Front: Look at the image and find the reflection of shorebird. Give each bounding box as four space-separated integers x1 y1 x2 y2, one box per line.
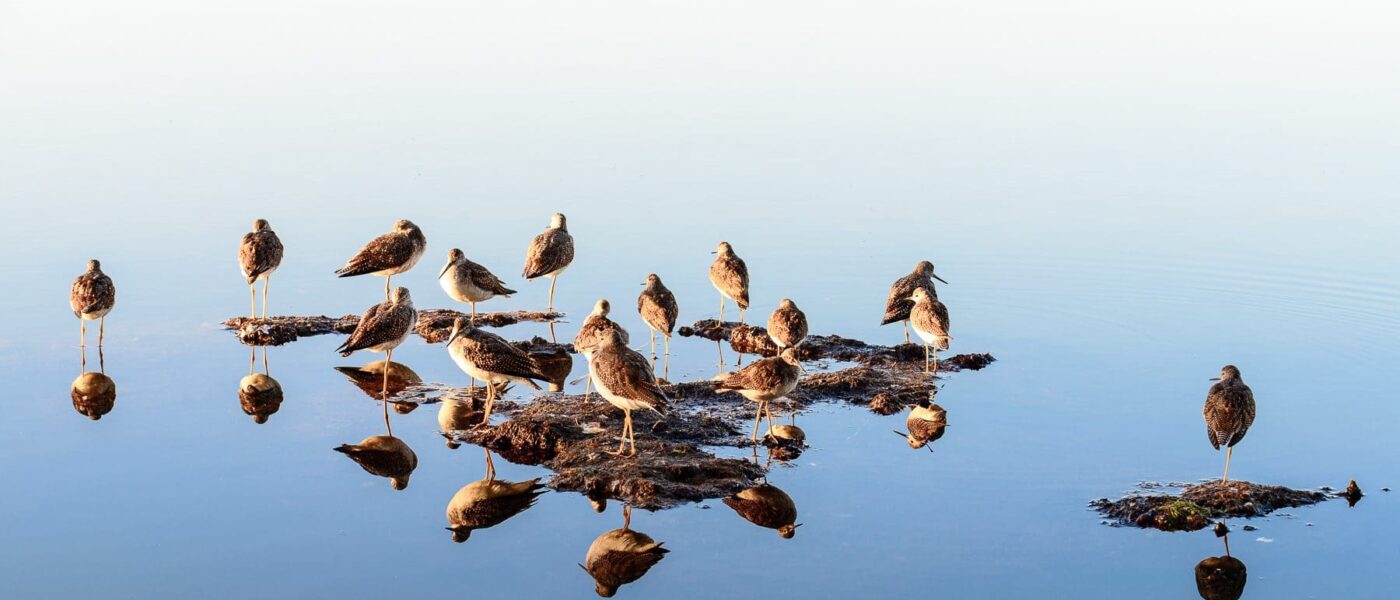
723 482 800 538
239 346 283 424
1194 532 1247 600
72 346 115 420
716 348 802 443
574 299 629 399
438 248 515 325
71 259 116 348
589 330 668 456
446 317 550 426
767 298 808 350
445 449 546 543
1203 365 1256 483
521 212 574 313
238 218 284 318
637 274 679 379
909 288 951 374
881 260 947 344
336 287 417 394
709 241 749 324
335 220 427 300
335 432 418 490
581 505 669 597
894 400 946 450
438 393 485 449
333 359 422 400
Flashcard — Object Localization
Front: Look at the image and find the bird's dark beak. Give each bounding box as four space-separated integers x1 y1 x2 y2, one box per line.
893 430 909 437
932 273 949 285
1209 377 1221 381
710 251 717 254
446 328 463 345
438 261 452 279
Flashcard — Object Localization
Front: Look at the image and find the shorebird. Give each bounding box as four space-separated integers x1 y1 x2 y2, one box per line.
1203 365 1256 483
438 248 516 325
767 298 808 350
709 242 750 324
333 359 422 401
238 218 284 319
882 260 947 343
521 212 574 313
445 449 547 543
716 347 803 443
336 287 416 397
239 347 283 424
581 505 669 597
723 483 800 538
71 348 115 421
70 259 115 347
445 317 551 426
438 393 485 449
909 287 951 374
335 220 427 300
589 329 669 456
1195 534 1247 600
335 433 418 490
894 400 947 450
574 299 630 398
637 274 679 377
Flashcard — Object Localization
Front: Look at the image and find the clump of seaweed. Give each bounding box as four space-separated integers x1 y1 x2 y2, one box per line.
1092 480 1332 531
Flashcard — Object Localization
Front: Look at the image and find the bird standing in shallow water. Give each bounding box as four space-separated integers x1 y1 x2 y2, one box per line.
716 347 803 443
767 298 808 351
575 299 629 399
238 218 284 319
709 241 750 324
445 317 551 426
908 287 951 374
70 259 115 348
437 248 515 325
521 212 574 313
335 220 427 300
637 274 679 378
336 287 417 395
589 329 669 456
445 448 546 543
882 260 947 344
1203 365 1256 483
581 504 669 597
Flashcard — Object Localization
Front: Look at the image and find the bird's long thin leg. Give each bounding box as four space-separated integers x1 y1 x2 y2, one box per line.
262 275 270 319
608 410 629 455
584 371 593 401
1223 446 1233 483
933 345 939 375
719 296 726 322
80 319 86 349
923 343 930 374
766 399 775 431
627 412 637 456
903 321 910 344
548 320 557 344
547 274 558 313
249 283 257 319
649 328 657 371
751 401 764 444
262 346 269 375
383 348 393 398
97 345 104 373
384 276 391 300
99 317 105 347
479 382 497 426
716 340 725 375
249 347 256 376
622 504 632 530
470 302 477 326
738 307 746 326
663 336 671 380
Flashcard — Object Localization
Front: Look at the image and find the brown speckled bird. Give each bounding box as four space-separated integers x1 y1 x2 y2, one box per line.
240 347 283 424
709 241 749 324
894 400 946 450
716 348 802 443
766 298 808 350
445 450 546 543
446 317 551 426
881 260 947 343
574 299 629 399
1203 365 1256 483
437 248 516 325
335 434 418 490
723 482 800 539
581 505 669 598
521 212 574 312
239 218 284 319
335 220 427 300
589 329 669 456
70 259 116 347
338 287 416 355
637 274 679 377
909 287 951 374
71 352 116 421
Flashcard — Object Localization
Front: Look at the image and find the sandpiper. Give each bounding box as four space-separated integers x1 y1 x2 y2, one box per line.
581 505 669 597
445 317 551 426
589 329 669 456
574 299 630 398
723 483 800 538
882 260 947 343
521 212 574 312
438 393 484 449
438 248 516 325
767 298 808 350
908 287 951 374
239 347 283 424
637 274 680 377
335 220 427 300
70 259 115 347
334 433 418 490
238 218 284 319
1203 365 1256 483
333 359 422 401
709 242 750 324
716 347 803 443
445 449 547 543
894 400 947 450
336 287 417 394
72 349 116 421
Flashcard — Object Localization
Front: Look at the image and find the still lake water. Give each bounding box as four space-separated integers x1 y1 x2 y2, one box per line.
5 2 1400 597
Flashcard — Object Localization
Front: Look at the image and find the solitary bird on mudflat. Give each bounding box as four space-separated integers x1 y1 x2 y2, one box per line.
71 259 116 348
767 298 808 350
521 212 574 313
445 449 547 543
445 317 551 426
716 347 803 443
637 274 679 376
335 220 427 300
909 287 951 374
438 248 516 325
238 218 284 319
336 287 417 395
589 329 669 456
723 482 800 539
1203 365 1256 483
581 505 669 598
709 241 750 324
882 260 947 343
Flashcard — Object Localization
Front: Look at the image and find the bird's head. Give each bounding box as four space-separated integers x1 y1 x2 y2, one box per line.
390 476 410 490
253 414 270 425
446 317 476 345
594 582 618 597
394 219 419 232
252 218 270 232
713 241 733 255
550 212 567 230
910 287 933 303
86 259 101 271
643 273 661 287
391 287 413 306
778 523 800 539
439 248 464 278
592 299 611 316
1212 365 1242 382
778 298 797 310
446 526 472 543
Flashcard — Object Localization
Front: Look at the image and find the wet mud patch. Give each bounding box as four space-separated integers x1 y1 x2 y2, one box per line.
1092 480 1332 531
223 308 563 346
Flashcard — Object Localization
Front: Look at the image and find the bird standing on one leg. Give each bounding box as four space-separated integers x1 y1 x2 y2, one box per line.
881 260 947 344
335 287 417 396
589 329 669 457
445 317 551 427
71 259 116 348
766 298 808 351
908 287 951 374
239 218 284 319
1203 365 1256 483
521 212 574 313
438 248 516 325
637 274 679 378
334 220 427 300
709 241 749 324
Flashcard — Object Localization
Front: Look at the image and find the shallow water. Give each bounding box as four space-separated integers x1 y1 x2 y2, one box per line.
6 2 1400 597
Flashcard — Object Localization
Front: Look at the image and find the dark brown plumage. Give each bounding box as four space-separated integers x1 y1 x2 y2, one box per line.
71 259 116 347
1203 365 1256 482
582 510 669 598
333 360 422 399
709 241 749 321
574 299 630 356
899 400 947 450
334 434 418 490
335 220 427 298
590 330 669 456
239 372 283 424
722 483 799 538
437 248 515 322
521 213 574 312
767 298 808 349
336 287 417 357
445 453 546 543
637 274 679 337
239 219 284 284
71 371 116 421
881 260 947 343
1194 555 1247 600
716 348 802 442
446 317 550 425
909 287 951 373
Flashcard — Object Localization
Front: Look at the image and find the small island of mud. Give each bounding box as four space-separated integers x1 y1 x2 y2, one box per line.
1092 480 1332 531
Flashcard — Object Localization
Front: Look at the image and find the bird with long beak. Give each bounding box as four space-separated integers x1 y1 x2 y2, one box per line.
1203 365 1256 483
445 317 551 427
882 260 947 344
589 329 669 456
521 212 574 313
438 248 516 325
723 482 801 539
334 220 427 300
709 241 750 324
445 449 546 543
908 287 951 374
716 347 803 443
893 400 947 451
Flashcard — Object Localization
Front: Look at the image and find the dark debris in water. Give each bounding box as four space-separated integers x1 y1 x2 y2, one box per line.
223 308 563 346
1092 480 1332 531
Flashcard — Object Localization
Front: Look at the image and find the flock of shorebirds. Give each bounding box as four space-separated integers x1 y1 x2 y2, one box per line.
70 213 1257 481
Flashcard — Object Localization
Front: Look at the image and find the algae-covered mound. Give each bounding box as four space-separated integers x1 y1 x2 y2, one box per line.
1092 480 1331 531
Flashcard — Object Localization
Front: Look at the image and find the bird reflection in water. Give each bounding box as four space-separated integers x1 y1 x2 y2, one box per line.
762 407 807 462
71 345 116 420
334 392 418 490
334 359 424 414
894 399 946 451
1195 529 1247 600
238 346 283 424
723 479 801 539
445 448 547 543
438 389 487 449
581 504 670 597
